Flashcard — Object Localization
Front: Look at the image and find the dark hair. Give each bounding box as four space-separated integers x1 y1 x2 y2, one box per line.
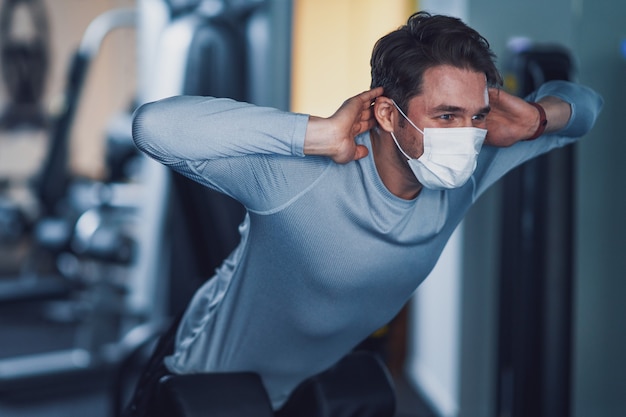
370 11 502 112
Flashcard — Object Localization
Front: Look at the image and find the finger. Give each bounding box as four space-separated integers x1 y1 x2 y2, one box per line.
488 87 501 101
360 105 375 122
363 113 378 131
353 144 369 161
357 87 384 105
352 111 378 136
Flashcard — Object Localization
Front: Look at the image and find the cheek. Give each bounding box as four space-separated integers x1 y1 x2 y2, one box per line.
403 129 424 159
416 137 425 158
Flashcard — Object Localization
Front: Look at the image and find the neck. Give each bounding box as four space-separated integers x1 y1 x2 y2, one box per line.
370 129 423 200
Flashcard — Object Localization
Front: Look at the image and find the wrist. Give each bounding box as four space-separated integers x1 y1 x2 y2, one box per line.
525 102 548 141
532 96 573 137
304 116 342 157
304 116 332 156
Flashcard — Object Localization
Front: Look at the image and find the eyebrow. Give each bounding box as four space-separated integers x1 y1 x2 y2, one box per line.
433 105 491 114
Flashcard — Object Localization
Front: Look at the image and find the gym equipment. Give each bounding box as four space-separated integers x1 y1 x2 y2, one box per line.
0 0 50 129
496 41 575 417
276 352 396 417
0 6 141 396
0 6 138 297
158 373 274 417
155 351 396 417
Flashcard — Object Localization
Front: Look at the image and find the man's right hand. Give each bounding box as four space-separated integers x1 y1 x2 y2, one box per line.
304 87 384 164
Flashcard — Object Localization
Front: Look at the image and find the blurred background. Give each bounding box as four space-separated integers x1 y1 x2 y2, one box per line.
0 0 623 417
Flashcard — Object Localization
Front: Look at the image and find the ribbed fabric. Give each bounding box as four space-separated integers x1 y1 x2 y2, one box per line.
131 80 602 409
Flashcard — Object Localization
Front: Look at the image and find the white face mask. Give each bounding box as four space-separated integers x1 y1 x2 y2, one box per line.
391 101 487 190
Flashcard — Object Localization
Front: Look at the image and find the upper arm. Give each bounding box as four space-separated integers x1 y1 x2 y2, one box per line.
131 96 326 212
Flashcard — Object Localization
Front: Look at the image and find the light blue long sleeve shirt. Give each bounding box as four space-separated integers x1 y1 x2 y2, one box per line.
131 80 603 409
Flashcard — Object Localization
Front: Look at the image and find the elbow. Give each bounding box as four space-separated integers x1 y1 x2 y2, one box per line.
131 99 177 162
565 88 604 137
131 101 156 154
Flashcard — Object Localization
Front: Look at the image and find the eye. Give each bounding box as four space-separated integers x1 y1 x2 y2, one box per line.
472 113 487 121
439 114 454 120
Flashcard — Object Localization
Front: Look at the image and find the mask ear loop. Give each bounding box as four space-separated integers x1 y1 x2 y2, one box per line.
390 132 412 161
391 100 425 135
390 99 424 161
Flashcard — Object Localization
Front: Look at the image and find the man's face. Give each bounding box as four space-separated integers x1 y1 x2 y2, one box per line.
396 65 490 159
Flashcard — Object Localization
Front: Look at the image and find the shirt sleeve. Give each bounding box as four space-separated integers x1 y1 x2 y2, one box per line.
131 96 328 212
471 80 604 200
132 96 309 164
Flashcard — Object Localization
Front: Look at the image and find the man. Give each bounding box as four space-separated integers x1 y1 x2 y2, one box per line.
125 11 602 416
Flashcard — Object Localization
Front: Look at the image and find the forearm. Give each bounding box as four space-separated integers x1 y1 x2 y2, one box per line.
535 95 571 135
303 116 339 157
302 87 383 163
527 80 604 138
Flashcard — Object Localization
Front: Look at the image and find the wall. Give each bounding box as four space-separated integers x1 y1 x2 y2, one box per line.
290 0 414 115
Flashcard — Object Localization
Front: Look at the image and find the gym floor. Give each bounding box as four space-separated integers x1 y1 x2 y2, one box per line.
0 301 436 417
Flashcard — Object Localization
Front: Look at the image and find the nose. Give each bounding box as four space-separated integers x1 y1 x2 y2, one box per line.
463 118 474 127
445 114 476 128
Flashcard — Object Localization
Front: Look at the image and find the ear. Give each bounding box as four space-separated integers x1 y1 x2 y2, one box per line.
373 97 396 133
